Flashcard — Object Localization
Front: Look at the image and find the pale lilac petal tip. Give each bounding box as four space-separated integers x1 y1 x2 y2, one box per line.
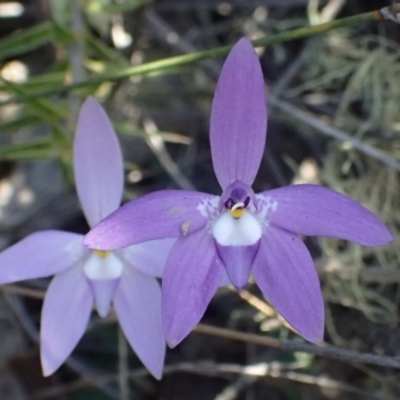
252 227 324 343
119 238 177 278
210 38 267 189
162 228 224 348
85 190 215 250
74 97 124 228
0 231 85 285
114 267 165 379
41 265 93 376
263 184 393 246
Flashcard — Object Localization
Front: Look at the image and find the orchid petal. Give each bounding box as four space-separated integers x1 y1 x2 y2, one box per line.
162 228 224 348
210 38 267 189
74 97 124 227
114 267 165 379
41 265 93 376
119 238 176 278
220 270 231 287
0 231 85 285
215 242 259 289
260 184 393 246
89 278 118 318
85 191 216 250
252 227 324 343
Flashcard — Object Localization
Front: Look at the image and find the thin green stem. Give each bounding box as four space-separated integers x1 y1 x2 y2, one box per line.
0 5 396 106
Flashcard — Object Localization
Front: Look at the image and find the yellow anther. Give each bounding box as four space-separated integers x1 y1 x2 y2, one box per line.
228 208 246 219
94 250 111 258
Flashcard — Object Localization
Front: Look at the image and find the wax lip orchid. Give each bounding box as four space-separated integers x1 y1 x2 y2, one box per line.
85 39 393 347
0 98 174 379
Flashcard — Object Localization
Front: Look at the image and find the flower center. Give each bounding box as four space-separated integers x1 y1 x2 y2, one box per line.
94 250 110 258
212 210 262 246
228 202 246 218
83 250 124 280
225 196 250 219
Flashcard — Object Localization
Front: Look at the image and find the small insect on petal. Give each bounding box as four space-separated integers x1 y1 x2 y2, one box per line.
181 222 190 236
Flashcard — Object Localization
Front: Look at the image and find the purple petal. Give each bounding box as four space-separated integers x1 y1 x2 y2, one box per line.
0 231 85 285
162 228 224 348
119 238 177 278
220 270 230 286
215 242 259 289
113 267 165 379
74 97 124 227
85 191 217 250
260 184 393 246
41 265 93 376
252 227 324 343
89 278 119 318
210 38 267 189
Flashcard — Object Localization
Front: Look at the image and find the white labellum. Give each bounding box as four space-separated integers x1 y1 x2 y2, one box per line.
212 211 262 246
83 251 124 280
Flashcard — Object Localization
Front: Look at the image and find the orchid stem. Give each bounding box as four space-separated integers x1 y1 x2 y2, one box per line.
0 5 398 106
118 328 130 400
3 283 400 370
194 323 400 370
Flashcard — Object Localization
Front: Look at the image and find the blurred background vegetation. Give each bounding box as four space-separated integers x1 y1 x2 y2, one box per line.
0 0 399 399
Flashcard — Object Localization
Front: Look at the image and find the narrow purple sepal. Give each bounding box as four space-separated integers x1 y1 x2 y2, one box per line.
114 267 165 379
88 278 118 318
41 265 93 376
0 231 86 285
85 191 215 250
162 228 224 348
262 184 393 246
74 97 124 227
215 242 259 289
252 227 324 343
119 238 177 278
210 38 267 189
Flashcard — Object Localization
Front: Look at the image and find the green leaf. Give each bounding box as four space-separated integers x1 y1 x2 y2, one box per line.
85 0 151 14
0 72 65 93
86 32 130 66
0 139 62 160
51 22 76 45
0 21 76 61
49 0 71 24
1 79 64 121
0 6 389 105
0 22 52 60
51 124 70 143
117 124 191 144
0 115 42 134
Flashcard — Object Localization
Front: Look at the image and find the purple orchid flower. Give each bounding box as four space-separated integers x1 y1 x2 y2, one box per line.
0 98 174 378
85 39 393 347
